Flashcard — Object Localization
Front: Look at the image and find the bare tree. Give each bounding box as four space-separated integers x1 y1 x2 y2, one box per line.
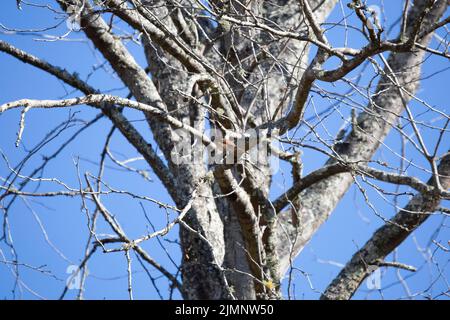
0 0 449 300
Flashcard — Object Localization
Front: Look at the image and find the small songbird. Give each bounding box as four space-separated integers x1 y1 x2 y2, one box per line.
216 135 236 158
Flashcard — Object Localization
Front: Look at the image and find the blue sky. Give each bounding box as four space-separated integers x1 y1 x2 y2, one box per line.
0 1 449 299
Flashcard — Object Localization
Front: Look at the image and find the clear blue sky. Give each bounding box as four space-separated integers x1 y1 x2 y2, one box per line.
0 1 448 300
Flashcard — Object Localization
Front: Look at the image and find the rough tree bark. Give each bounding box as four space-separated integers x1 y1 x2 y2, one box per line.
0 0 448 300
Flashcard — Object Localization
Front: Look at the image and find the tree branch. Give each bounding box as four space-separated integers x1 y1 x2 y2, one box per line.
275 0 449 276
321 151 450 300
0 40 177 197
